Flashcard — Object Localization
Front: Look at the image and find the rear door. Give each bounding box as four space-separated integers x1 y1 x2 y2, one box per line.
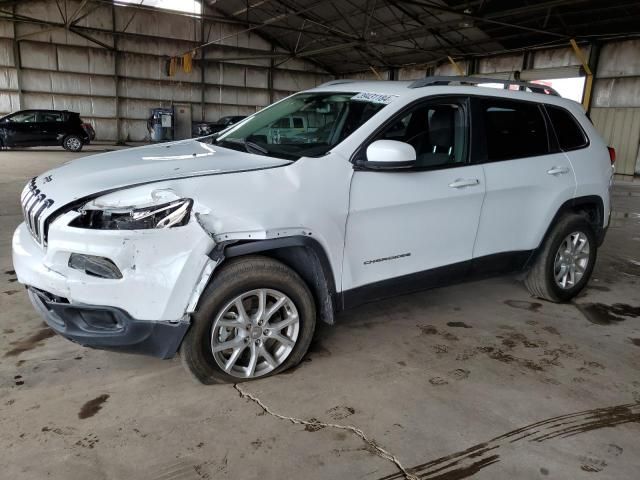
472 96 576 261
545 104 611 225
36 111 65 146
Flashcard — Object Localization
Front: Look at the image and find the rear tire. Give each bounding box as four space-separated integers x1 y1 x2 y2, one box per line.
63 135 83 152
180 255 316 384
525 213 597 302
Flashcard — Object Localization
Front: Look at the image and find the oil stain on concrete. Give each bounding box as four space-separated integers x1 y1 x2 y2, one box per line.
4 328 56 357
447 322 472 328
575 303 640 325
78 394 110 420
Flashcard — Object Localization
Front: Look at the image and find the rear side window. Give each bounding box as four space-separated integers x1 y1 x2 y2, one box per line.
545 105 588 150
292 117 304 129
481 99 549 161
38 112 63 123
67 112 82 124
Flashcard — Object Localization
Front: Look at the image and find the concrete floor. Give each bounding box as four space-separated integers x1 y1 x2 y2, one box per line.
1 147 639 480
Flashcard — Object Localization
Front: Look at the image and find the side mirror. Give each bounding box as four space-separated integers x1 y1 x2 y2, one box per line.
363 140 416 170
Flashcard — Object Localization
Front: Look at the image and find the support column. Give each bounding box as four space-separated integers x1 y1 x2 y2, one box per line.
517 50 535 90
584 42 600 114
467 58 478 76
112 4 123 144
447 56 465 76
200 13 206 121
268 47 275 104
12 5 24 110
570 38 597 113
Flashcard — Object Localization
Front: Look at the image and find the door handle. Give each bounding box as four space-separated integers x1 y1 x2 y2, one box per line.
547 166 570 175
449 178 480 189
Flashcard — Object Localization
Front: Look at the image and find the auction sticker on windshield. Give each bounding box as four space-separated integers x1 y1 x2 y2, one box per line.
351 92 398 104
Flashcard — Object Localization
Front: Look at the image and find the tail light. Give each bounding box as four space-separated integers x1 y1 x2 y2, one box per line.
607 147 616 165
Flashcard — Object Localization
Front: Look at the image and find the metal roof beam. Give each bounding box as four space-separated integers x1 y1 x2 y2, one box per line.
396 0 573 38
292 0 592 60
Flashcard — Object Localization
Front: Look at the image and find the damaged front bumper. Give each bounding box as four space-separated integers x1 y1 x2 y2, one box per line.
12 213 217 357
28 287 189 358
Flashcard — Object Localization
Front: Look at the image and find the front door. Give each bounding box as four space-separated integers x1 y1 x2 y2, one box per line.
3 111 38 146
342 97 486 305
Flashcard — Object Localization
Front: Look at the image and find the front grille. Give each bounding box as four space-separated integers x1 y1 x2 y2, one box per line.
21 177 55 246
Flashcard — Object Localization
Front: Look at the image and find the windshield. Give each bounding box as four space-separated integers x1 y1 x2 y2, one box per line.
210 92 392 160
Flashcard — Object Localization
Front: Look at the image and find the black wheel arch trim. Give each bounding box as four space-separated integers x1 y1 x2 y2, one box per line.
530 195 606 268
205 195 607 321
213 235 338 324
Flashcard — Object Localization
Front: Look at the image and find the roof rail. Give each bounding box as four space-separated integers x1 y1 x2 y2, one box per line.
316 79 360 87
408 76 560 96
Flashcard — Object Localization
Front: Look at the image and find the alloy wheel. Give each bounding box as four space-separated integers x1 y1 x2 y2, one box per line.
66 137 82 151
553 231 590 289
210 289 299 378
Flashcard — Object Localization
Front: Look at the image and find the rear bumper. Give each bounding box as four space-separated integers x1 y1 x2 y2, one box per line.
28 287 189 359
82 129 95 142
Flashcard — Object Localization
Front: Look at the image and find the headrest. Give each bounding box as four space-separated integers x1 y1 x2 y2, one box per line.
429 108 455 148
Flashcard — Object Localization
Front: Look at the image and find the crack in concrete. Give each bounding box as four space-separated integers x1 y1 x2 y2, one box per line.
234 384 419 480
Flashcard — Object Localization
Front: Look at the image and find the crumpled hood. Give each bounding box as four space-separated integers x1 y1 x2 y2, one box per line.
31 139 290 206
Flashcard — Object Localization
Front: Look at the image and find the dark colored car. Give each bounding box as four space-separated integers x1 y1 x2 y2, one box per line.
192 115 247 137
0 110 95 152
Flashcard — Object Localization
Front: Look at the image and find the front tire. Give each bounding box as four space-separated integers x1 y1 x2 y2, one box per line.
525 213 597 302
63 135 83 152
180 256 316 384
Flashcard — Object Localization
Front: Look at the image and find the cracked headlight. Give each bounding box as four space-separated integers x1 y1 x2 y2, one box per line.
71 198 193 230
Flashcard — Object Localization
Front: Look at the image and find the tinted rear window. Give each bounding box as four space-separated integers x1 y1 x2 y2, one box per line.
481 99 549 161
546 105 588 150
38 112 63 122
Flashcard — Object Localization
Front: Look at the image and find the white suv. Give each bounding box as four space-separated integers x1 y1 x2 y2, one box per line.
13 77 614 383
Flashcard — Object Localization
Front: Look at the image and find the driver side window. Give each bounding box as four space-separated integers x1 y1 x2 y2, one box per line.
377 99 468 169
9 112 37 123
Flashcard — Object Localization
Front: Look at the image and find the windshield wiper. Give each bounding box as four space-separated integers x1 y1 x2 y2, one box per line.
218 138 268 156
244 140 269 155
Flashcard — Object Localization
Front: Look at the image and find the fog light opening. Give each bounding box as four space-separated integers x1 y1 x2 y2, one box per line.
69 254 123 280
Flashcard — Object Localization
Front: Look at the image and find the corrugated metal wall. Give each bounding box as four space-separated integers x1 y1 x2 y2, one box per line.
592 39 640 175
0 0 332 142
591 108 640 175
